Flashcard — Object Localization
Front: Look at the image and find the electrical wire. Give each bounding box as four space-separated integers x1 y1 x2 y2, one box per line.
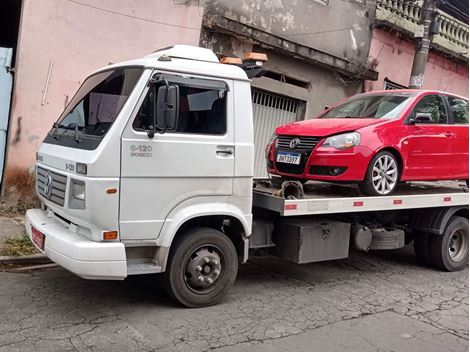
67 0 201 31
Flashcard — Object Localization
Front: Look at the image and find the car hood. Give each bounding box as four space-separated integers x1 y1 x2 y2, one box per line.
275 118 385 137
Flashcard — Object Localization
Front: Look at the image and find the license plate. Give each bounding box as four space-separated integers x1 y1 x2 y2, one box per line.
31 227 45 251
276 152 301 165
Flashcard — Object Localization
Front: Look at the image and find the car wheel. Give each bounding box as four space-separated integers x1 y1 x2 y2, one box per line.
428 216 469 272
360 151 399 196
164 227 238 308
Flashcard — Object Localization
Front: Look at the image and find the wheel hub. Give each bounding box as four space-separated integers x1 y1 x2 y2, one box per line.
185 247 222 291
448 229 467 263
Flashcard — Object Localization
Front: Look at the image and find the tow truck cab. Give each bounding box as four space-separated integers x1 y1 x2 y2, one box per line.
26 46 253 290
25 45 469 308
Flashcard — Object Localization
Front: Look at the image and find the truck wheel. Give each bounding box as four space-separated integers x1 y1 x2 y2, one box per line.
164 227 238 308
359 151 399 196
413 232 430 266
428 216 469 272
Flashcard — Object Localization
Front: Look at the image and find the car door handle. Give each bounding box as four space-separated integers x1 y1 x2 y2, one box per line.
444 132 454 138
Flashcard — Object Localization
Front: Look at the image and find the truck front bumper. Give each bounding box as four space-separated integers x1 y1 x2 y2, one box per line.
25 209 127 280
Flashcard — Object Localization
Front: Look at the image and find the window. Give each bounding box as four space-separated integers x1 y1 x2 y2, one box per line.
320 93 416 119
133 79 227 135
411 95 448 124
447 96 469 124
58 68 143 137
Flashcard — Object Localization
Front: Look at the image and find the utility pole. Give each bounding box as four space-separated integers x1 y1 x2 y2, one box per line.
408 0 438 89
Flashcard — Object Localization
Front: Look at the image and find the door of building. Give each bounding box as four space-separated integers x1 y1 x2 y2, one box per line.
0 47 13 187
252 89 302 178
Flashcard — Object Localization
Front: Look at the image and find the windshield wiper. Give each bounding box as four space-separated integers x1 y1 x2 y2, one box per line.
57 123 84 143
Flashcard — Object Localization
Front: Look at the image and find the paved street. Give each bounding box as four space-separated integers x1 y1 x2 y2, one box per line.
0 246 467 352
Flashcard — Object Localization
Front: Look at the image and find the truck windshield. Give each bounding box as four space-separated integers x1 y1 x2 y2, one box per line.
44 67 143 150
321 93 416 119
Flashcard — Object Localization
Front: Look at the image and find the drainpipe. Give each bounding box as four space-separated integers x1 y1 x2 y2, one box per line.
408 0 438 89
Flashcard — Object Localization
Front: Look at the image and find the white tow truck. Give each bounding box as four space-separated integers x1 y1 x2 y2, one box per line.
26 45 469 307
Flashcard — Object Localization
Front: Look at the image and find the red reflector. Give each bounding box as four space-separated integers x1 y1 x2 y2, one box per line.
393 199 403 205
284 204 297 210
444 197 451 202
353 201 364 207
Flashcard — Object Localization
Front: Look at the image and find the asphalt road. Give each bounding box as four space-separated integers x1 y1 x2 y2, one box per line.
0 246 467 352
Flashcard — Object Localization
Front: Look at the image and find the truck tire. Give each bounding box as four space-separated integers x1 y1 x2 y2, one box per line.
359 151 399 196
428 216 469 272
163 227 238 308
413 231 430 266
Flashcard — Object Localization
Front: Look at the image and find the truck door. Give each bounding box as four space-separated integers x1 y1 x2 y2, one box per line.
0 47 13 188
120 73 235 240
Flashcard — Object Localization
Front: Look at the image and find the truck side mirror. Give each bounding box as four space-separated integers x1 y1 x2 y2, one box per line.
156 85 179 132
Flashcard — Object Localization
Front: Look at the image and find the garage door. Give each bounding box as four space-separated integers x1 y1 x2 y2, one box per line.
252 89 301 178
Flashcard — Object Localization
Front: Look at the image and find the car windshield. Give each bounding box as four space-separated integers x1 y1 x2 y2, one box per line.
321 93 416 119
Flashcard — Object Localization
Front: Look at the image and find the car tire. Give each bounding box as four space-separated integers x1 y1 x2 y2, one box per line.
428 216 469 272
360 151 399 196
163 227 238 308
413 231 431 266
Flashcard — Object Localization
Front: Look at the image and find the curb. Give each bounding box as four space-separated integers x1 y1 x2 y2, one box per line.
0 253 52 265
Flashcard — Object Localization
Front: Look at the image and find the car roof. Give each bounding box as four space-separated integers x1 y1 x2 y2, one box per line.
358 89 468 100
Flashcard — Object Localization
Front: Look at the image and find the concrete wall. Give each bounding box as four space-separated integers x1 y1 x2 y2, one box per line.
205 0 375 66
4 0 201 193
365 28 469 96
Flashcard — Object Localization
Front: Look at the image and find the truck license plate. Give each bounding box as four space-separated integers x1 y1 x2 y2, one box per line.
276 152 301 165
31 226 45 251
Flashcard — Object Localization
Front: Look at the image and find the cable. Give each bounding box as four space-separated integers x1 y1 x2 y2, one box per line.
67 0 201 31
282 23 371 37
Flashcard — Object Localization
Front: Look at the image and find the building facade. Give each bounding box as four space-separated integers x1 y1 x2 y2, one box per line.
365 0 469 96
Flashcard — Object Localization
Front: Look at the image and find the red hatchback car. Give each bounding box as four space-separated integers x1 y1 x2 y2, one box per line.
266 90 469 196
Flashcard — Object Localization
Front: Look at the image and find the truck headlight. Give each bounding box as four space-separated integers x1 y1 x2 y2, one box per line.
323 132 360 150
71 180 85 201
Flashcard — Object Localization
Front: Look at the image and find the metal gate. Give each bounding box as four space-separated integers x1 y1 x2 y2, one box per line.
0 47 13 186
252 89 301 178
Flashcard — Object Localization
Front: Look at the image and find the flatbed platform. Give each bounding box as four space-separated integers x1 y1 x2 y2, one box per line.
253 180 469 216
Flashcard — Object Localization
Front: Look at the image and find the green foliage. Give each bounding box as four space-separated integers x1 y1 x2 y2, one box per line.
0 234 39 257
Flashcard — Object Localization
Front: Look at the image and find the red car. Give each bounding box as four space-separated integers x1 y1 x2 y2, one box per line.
266 90 469 196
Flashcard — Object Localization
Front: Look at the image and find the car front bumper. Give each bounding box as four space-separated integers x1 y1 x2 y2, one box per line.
267 145 373 181
25 209 126 280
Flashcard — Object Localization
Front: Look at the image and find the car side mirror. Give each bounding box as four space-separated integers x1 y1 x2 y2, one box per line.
411 112 433 125
156 84 179 132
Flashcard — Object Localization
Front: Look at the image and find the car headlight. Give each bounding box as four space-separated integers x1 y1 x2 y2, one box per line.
265 133 277 158
323 132 360 150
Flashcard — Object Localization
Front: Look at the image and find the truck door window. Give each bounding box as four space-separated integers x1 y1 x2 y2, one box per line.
134 81 227 135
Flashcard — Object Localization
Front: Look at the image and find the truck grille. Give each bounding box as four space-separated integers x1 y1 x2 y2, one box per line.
36 167 67 206
276 135 320 151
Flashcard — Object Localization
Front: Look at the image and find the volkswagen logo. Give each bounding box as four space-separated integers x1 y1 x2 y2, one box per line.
44 172 53 199
289 138 300 149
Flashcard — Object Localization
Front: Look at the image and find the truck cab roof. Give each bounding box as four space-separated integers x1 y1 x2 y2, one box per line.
92 45 250 82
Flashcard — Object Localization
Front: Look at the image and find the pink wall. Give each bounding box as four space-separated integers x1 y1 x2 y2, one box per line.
6 0 202 173
365 28 469 96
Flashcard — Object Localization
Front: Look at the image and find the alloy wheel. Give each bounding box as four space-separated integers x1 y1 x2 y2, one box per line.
372 154 398 195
